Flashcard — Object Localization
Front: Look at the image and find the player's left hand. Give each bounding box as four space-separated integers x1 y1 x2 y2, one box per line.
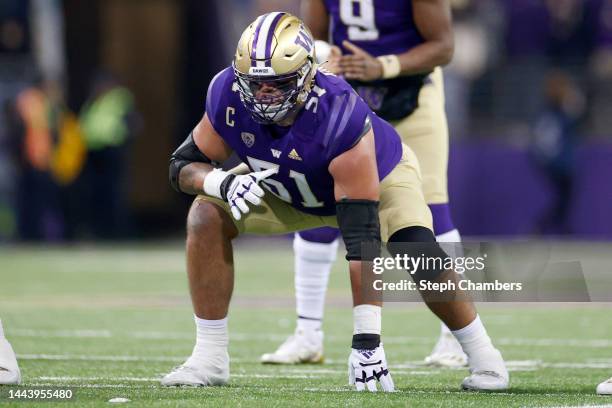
348 344 395 392
339 40 384 82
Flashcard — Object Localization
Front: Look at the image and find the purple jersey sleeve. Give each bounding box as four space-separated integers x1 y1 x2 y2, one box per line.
205 68 234 133
320 88 371 160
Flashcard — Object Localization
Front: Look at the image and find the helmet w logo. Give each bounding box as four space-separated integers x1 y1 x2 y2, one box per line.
295 27 313 53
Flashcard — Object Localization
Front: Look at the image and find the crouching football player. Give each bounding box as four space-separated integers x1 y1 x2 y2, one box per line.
0 319 21 385
162 12 508 392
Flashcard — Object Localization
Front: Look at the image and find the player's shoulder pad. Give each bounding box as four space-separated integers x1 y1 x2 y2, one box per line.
205 67 237 129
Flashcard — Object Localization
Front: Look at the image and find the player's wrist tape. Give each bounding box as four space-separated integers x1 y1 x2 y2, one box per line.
377 54 401 79
203 169 236 201
352 333 381 350
353 304 382 335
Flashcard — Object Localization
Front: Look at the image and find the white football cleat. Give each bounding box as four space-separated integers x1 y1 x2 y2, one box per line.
425 332 468 368
0 337 21 385
260 328 323 364
597 377 612 395
161 350 229 387
461 348 509 391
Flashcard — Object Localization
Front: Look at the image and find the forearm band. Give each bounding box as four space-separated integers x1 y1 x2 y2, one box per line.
336 199 381 261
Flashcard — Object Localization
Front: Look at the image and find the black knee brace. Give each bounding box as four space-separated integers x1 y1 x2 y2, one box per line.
388 226 449 284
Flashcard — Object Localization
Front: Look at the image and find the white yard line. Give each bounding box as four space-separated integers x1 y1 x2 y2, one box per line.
9 328 612 348
17 354 612 371
25 377 612 401
530 406 612 408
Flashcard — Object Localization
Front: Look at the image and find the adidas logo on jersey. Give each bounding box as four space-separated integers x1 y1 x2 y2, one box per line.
271 149 282 158
288 149 302 161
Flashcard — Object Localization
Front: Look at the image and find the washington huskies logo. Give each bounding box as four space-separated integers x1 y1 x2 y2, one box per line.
241 132 255 147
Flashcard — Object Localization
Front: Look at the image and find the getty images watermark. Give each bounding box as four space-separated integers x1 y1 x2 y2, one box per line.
372 251 522 293
360 241 612 303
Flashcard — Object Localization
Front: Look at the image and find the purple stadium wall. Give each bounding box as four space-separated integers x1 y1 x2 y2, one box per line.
448 142 612 239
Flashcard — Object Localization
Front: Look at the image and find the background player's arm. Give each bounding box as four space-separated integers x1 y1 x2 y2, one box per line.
176 113 233 195
401 0 455 72
301 0 329 40
341 0 454 80
329 129 380 306
301 0 342 72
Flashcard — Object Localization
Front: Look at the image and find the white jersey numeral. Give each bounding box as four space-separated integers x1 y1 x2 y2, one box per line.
247 157 291 202
305 85 327 114
339 0 379 41
289 170 324 208
246 157 324 208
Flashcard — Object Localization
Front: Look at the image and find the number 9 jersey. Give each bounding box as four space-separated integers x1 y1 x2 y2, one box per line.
323 0 428 121
325 0 423 56
205 66 402 216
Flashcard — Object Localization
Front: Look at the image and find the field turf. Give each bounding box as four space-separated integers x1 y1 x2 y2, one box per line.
1 239 611 407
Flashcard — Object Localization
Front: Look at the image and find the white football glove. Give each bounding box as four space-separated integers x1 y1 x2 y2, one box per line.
204 167 277 220
348 344 394 392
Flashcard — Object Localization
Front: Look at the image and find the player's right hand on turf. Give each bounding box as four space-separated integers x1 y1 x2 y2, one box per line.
204 168 278 220
348 344 394 392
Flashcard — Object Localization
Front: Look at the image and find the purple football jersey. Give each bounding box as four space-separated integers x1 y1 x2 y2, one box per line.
324 0 424 56
205 67 402 216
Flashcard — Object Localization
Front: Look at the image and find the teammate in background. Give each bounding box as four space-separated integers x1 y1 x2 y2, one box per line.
0 320 21 385
162 12 508 391
261 0 467 367
598 377 612 395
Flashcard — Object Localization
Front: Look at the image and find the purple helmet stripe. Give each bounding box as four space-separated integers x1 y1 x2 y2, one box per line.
251 14 269 66
264 13 285 67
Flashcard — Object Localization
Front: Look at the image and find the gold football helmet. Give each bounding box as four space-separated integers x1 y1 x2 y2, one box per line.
233 12 317 124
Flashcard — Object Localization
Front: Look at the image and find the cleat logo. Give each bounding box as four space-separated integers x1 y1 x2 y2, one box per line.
288 148 302 161
271 149 282 158
241 132 255 148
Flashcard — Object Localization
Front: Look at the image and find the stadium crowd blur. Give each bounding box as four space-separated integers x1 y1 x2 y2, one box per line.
0 0 611 242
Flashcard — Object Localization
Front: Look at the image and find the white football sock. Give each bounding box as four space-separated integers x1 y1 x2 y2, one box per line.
436 229 462 336
451 315 493 357
440 322 452 335
436 228 463 259
353 305 381 335
187 315 228 367
294 234 339 332
436 228 461 243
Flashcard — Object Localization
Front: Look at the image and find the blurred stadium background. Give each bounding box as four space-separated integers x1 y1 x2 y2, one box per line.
1 0 612 241
0 0 611 406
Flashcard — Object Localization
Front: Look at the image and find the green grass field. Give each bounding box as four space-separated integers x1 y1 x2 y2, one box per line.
1 239 611 407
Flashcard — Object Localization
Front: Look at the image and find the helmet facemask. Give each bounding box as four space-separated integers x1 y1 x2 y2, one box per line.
234 58 314 125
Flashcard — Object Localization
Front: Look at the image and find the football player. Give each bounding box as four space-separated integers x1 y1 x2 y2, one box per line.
0 319 21 385
162 13 508 391
262 0 467 368
598 377 612 395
